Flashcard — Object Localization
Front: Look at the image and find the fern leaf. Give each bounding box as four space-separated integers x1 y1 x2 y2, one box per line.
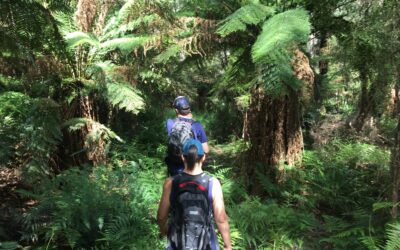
0 241 21 250
154 45 181 63
251 8 311 64
106 83 145 114
99 36 150 55
385 223 400 250
62 118 91 131
65 31 99 48
217 3 275 37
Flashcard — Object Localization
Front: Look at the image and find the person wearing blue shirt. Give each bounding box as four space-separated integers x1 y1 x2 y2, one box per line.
165 96 209 176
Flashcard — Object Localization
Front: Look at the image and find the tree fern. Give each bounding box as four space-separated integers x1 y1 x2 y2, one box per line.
217 3 275 37
106 82 145 114
252 8 311 65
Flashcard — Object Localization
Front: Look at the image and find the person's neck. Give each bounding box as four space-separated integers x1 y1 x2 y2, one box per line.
178 113 192 119
183 164 203 175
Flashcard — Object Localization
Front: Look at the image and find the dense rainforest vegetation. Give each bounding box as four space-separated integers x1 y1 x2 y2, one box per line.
0 0 400 249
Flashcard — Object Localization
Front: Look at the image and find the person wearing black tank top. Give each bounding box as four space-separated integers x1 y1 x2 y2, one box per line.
157 139 232 250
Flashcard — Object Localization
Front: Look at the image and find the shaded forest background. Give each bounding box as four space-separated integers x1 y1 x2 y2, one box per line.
0 0 400 249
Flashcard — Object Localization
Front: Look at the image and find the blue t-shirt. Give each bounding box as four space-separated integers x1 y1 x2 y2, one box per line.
166 117 208 143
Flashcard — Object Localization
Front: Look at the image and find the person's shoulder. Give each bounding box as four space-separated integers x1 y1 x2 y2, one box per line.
205 174 220 186
163 177 173 189
166 118 175 123
191 120 204 128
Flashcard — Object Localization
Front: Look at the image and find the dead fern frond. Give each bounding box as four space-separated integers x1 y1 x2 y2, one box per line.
75 0 97 32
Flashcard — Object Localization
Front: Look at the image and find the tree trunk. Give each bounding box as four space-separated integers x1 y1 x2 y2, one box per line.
314 33 328 105
353 68 370 131
391 66 400 219
242 86 303 195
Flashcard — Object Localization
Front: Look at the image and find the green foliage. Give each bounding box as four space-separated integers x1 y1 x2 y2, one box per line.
20 161 164 249
154 45 181 63
0 92 61 175
99 36 150 56
65 32 100 48
252 8 310 64
106 82 145 114
228 197 316 249
251 8 311 92
385 223 400 250
217 2 274 37
0 241 20 250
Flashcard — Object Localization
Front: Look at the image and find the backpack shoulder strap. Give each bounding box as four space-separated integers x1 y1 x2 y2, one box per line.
170 174 182 206
207 176 214 215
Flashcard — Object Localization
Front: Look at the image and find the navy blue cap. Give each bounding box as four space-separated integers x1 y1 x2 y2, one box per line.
173 96 190 110
182 139 204 156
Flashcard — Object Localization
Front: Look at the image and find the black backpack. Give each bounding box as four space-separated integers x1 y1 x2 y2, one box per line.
167 118 197 165
169 173 215 250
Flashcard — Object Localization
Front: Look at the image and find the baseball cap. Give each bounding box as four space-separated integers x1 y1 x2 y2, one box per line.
173 96 190 110
182 139 204 156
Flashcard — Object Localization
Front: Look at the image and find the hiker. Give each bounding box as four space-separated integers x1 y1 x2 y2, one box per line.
165 96 209 176
157 139 232 250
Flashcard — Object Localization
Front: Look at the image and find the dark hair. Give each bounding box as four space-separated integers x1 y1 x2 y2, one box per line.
183 145 202 170
177 108 191 116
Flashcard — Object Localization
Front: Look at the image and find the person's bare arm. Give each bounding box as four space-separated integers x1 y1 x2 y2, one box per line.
202 142 210 154
212 178 232 250
157 178 172 236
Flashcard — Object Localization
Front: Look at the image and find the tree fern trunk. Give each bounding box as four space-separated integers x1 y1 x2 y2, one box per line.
80 94 106 166
242 86 303 195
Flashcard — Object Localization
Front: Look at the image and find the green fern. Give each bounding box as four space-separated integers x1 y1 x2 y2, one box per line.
0 241 20 250
252 8 310 64
99 36 150 55
217 3 275 37
251 7 311 90
154 44 181 63
106 83 145 114
385 223 400 250
65 31 99 48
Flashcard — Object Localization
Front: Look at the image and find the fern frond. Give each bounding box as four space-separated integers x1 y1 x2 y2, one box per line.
385 223 400 250
154 44 181 63
99 36 150 55
63 117 123 144
106 83 145 114
252 8 310 64
65 32 99 48
0 241 21 250
105 14 160 40
54 10 76 34
62 117 91 131
101 0 142 37
217 3 275 37
360 236 381 250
